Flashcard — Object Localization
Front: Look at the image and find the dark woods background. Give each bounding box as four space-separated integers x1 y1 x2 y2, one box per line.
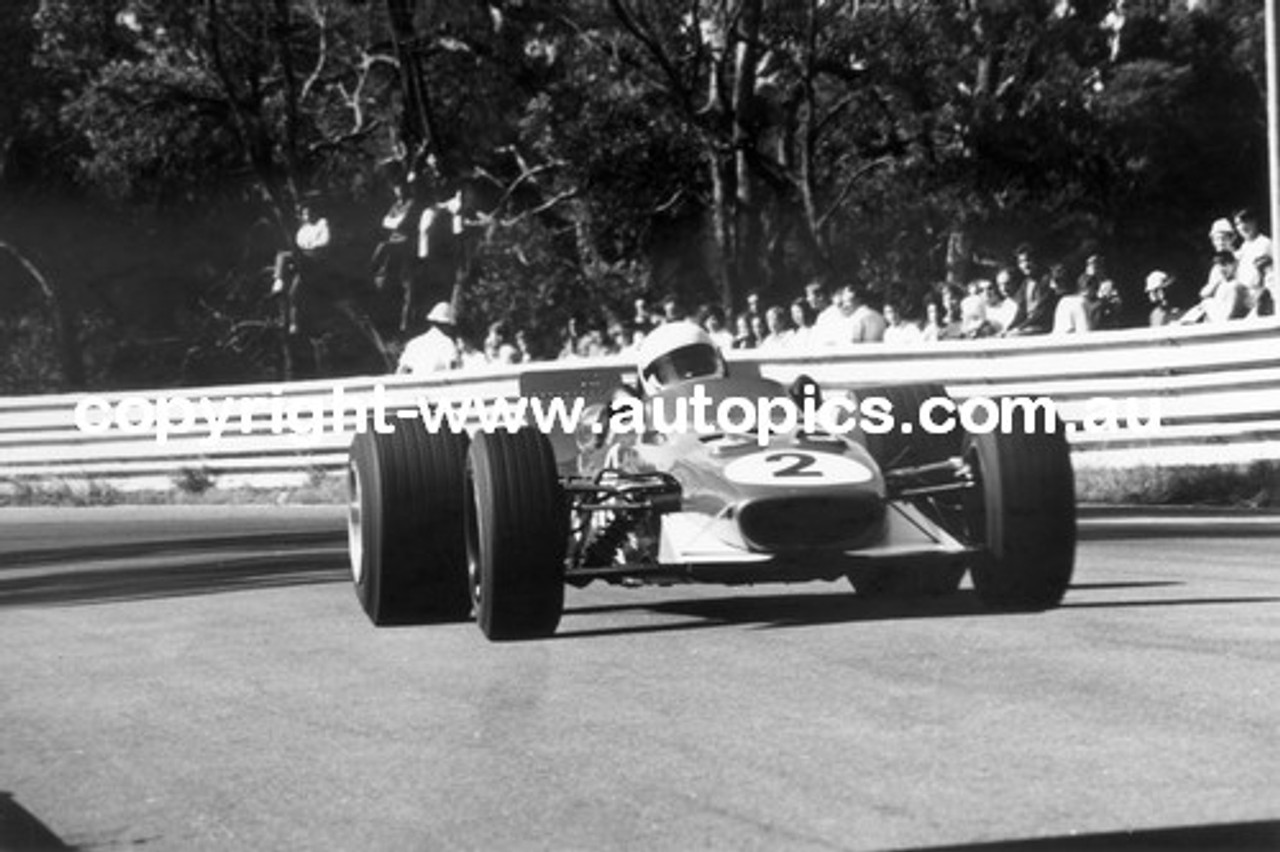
0 0 1269 392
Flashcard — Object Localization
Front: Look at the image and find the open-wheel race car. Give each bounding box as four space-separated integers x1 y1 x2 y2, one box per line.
347 322 1076 641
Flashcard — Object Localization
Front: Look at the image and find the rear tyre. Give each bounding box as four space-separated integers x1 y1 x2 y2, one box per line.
348 421 471 625
861 383 960 471
466 428 568 641
965 420 1076 610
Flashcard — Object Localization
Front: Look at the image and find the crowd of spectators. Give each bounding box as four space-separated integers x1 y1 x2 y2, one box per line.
281 194 1269 376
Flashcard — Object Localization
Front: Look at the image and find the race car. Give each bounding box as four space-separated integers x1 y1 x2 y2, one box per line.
347 321 1076 641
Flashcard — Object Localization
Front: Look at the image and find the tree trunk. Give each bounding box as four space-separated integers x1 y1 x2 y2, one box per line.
385 0 438 155
730 0 764 305
707 143 736 312
0 241 85 389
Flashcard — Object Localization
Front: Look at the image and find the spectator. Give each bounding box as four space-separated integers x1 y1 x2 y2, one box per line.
809 283 851 347
700 305 735 351
882 301 923 344
631 297 658 339
731 312 756 349
1005 246 1057 335
1101 0 1128 62
1233 207 1274 304
272 201 332 335
920 295 944 342
580 327 609 358
660 294 686 323
397 301 460 374
559 315 584 359
414 185 464 325
789 298 816 350
1209 217 1238 255
984 268 1020 334
372 181 419 280
1193 222 1238 315
1252 254 1276 317
959 286 996 338
1048 263 1073 297
1053 270 1097 334
804 279 830 317
1080 254 1123 330
937 284 966 340
606 321 635 355
848 287 887 342
1145 271 1181 326
483 321 519 364
458 335 488 370
371 180 426 332
272 201 331 292
749 313 769 349
418 189 463 259
514 329 536 363
744 289 764 324
1185 250 1248 323
756 305 794 352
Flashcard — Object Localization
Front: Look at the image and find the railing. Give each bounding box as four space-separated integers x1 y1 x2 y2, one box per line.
2 318 1277 493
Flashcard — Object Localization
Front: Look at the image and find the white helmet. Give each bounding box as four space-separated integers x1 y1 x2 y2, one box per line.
635 320 725 395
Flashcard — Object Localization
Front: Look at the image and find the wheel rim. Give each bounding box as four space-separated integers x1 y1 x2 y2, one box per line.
956 441 988 547
464 459 482 611
347 462 364 584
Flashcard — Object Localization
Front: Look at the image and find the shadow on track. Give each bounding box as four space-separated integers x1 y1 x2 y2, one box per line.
0 530 344 571
0 548 349 609
0 792 71 851
913 818 1280 851
559 581 1280 639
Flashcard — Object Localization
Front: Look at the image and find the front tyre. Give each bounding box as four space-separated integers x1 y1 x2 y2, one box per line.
861 383 959 472
466 428 569 641
965 422 1076 610
348 421 471 625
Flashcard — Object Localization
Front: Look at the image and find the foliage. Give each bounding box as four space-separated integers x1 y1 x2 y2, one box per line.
0 0 1270 390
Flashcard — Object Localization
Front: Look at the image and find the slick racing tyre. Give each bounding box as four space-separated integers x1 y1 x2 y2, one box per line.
466 427 569 641
348 420 471 625
861 383 960 472
964 417 1076 610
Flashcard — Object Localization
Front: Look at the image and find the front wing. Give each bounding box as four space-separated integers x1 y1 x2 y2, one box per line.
568 500 974 586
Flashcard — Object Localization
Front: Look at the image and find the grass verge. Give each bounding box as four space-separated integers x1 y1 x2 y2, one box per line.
0 472 346 508
1073 460 1280 508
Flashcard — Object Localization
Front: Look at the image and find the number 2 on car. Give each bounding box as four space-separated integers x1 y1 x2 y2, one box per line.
723 451 874 486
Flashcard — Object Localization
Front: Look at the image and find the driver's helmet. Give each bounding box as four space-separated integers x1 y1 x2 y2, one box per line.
635 320 726 395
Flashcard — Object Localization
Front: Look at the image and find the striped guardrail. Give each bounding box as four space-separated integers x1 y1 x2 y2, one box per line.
1 317 1277 493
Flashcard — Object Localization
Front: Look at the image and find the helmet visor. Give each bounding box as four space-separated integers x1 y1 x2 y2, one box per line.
642 343 722 390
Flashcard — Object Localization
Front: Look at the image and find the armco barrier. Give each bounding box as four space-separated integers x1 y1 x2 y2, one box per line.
1 318 1277 493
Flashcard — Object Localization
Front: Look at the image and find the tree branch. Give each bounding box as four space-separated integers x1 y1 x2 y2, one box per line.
816 155 894 231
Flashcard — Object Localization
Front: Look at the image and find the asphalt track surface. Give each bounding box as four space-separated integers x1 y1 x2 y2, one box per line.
1 505 1277 852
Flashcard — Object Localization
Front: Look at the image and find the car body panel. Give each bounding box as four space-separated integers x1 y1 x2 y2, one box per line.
517 366 977 584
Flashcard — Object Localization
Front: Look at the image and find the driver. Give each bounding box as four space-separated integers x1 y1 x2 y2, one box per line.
635 320 727 396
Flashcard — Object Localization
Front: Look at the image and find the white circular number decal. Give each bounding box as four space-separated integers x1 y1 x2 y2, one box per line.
723 451 873 486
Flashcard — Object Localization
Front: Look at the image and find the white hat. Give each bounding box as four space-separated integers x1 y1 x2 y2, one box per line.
1208 218 1235 237
426 302 455 325
1145 270 1171 293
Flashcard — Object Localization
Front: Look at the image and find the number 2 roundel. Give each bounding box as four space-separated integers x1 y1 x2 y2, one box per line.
723 450 873 487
